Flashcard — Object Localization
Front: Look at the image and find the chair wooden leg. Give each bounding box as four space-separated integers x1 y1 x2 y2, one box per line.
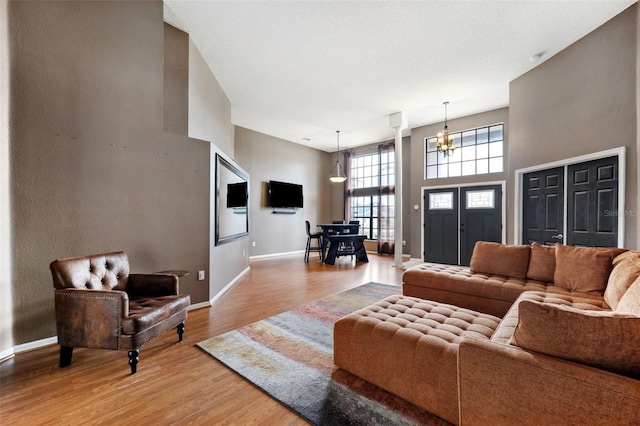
128 349 139 374
59 346 73 368
177 322 185 341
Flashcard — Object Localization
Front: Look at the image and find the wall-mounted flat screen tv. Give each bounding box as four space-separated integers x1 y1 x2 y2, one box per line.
268 180 303 208
227 182 248 208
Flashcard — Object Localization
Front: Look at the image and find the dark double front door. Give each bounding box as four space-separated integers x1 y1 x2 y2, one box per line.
424 185 502 266
522 156 619 247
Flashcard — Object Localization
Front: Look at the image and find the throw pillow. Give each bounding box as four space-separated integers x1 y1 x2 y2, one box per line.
617 276 640 315
553 245 625 294
470 241 530 279
604 251 640 310
525 243 556 282
514 300 640 378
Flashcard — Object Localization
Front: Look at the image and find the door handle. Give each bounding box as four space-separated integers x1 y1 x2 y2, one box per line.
551 234 563 240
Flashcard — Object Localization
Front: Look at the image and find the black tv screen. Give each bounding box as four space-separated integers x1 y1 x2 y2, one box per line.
269 180 303 208
226 182 247 208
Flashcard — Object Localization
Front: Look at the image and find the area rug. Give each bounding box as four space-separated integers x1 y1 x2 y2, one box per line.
196 282 450 426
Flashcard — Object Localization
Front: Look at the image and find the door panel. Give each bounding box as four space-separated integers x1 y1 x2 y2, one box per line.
424 188 458 264
459 185 502 265
567 156 618 247
522 167 564 245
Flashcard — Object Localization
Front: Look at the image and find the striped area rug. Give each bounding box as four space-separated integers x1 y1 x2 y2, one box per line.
196 282 450 425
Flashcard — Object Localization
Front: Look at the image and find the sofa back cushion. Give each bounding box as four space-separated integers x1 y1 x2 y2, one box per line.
605 251 640 310
514 300 640 378
525 243 556 282
470 241 530 279
617 276 640 315
553 245 625 294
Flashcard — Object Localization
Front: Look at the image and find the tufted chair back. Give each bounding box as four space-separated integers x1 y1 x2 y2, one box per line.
51 251 130 291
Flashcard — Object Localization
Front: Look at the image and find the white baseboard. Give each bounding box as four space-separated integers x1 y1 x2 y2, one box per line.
14 336 58 355
249 250 304 260
0 347 14 361
209 266 250 306
188 301 211 310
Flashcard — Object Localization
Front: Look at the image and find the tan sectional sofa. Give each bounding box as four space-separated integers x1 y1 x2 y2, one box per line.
334 242 640 425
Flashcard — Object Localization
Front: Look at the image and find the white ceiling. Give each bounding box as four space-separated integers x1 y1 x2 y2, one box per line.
164 0 636 152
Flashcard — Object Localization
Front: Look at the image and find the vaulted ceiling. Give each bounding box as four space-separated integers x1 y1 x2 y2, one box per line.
164 0 636 152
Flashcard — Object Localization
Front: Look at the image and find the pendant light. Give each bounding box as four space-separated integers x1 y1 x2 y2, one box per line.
329 130 347 183
436 101 457 157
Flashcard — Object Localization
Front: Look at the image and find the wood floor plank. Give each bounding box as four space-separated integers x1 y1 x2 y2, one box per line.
0 254 404 425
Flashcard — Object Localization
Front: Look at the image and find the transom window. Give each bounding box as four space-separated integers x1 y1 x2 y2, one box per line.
426 124 504 179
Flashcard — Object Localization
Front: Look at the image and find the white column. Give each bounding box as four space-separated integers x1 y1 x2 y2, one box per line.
390 112 407 267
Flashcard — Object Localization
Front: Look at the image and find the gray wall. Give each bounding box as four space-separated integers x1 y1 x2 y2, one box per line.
234 126 332 257
8 1 212 345
509 4 638 249
189 38 234 157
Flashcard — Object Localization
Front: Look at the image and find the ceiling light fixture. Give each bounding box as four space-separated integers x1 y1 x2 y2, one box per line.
329 130 347 183
436 101 456 157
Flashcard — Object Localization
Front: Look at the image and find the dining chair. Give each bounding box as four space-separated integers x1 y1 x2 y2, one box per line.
305 221 323 262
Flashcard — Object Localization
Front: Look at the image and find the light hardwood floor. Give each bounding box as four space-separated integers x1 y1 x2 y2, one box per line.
0 253 404 425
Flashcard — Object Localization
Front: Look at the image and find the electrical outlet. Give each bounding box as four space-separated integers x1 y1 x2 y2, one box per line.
242 250 246 258
252 241 256 247
198 270 205 280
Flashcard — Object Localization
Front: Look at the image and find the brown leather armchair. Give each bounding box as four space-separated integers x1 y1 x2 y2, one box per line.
50 251 191 374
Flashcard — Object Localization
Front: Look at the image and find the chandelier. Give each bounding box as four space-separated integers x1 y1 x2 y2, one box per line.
436 101 456 157
329 130 347 183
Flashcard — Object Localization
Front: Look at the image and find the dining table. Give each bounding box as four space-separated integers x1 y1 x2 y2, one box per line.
316 223 360 263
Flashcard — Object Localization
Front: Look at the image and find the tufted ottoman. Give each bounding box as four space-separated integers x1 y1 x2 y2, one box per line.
333 294 501 424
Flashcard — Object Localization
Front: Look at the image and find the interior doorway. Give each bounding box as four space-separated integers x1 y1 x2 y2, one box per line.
423 182 504 266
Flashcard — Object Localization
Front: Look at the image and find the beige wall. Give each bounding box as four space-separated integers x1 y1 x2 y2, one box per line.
509 4 638 249
1 0 12 356
8 1 211 345
189 39 234 157
163 23 189 136
209 148 250 299
637 5 640 247
234 126 332 257
409 108 509 258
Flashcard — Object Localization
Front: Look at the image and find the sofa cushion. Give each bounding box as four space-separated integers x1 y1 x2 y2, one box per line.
553 245 625 294
525 243 556 283
513 299 640 378
123 295 191 334
491 290 609 345
605 251 640 310
617 276 640 315
470 241 531 279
